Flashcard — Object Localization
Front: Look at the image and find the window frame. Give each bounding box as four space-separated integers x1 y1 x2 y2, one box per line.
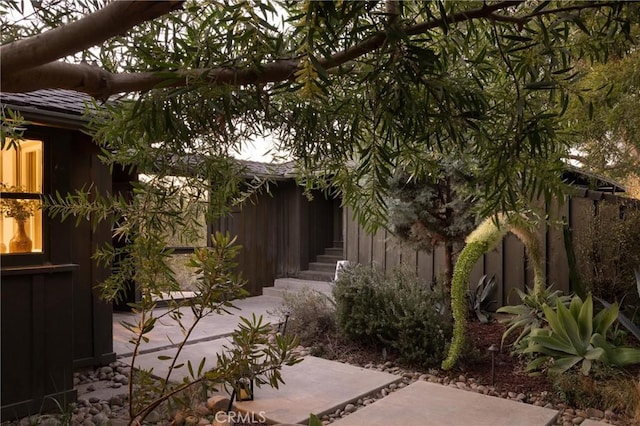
1 131 48 266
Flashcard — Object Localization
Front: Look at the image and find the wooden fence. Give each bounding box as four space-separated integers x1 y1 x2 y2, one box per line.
344 189 637 308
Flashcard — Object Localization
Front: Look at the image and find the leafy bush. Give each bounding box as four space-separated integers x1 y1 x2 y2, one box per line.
333 264 452 367
597 269 640 344
272 288 336 346
574 203 640 310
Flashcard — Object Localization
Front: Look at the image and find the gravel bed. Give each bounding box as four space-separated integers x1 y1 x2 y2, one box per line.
2 350 631 425
307 354 628 426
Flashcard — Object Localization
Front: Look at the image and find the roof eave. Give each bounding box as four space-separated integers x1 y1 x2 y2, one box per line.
2 103 89 130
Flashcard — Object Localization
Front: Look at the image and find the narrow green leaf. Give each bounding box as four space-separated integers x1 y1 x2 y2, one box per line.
548 356 582 375
593 302 619 335
577 295 593 343
524 81 557 90
556 299 586 354
609 347 640 366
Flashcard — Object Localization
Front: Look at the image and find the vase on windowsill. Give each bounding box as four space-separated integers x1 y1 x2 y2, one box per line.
1 184 41 254
9 218 32 253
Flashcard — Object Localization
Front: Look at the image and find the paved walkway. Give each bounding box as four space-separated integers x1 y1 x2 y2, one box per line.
112 294 567 425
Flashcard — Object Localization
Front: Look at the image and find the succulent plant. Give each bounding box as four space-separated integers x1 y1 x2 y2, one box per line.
525 294 640 376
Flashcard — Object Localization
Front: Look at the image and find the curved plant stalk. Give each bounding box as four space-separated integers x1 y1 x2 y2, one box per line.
442 212 546 370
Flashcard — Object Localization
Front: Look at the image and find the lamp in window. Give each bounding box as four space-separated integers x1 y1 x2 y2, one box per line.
0 184 41 253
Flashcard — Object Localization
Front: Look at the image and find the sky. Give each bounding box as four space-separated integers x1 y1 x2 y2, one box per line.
235 135 281 163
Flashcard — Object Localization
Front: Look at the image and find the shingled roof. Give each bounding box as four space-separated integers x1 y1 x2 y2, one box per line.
0 89 102 128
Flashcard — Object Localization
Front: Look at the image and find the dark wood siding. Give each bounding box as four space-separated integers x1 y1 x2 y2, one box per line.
2 127 115 419
1 266 77 420
212 182 337 295
64 133 115 368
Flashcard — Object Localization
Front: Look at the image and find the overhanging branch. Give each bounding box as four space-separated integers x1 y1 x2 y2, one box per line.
0 1 184 75
0 0 629 97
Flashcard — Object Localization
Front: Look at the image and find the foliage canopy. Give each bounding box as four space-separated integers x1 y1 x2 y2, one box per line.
2 1 639 221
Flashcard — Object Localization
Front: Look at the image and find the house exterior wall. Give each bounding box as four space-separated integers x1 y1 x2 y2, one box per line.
1 125 115 419
211 181 337 295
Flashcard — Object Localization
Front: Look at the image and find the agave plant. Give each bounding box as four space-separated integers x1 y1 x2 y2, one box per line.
525 294 640 376
467 274 496 324
497 287 571 351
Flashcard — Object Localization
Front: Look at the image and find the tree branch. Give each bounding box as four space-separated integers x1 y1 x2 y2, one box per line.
0 59 300 99
0 0 526 96
488 12 527 25
1 0 627 97
321 1 523 69
0 1 184 75
524 1 625 20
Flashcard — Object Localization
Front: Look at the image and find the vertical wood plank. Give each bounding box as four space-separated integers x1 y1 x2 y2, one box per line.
469 254 485 293
345 206 359 263
569 196 596 289
432 244 447 284
359 223 373 266
484 240 504 307
385 234 401 271
547 196 570 294
400 243 417 272
372 228 387 269
417 247 434 283
503 233 526 305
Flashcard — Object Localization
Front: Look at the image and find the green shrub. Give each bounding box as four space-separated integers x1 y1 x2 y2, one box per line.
574 203 640 310
333 264 452 367
272 288 336 346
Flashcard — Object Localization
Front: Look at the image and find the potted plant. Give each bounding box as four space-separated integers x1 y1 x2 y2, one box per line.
0 183 41 253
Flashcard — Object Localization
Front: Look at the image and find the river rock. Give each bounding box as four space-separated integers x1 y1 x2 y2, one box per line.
91 413 109 425
113 374 128 385
344 403 356 413
586 408 604 418
207 395 231 413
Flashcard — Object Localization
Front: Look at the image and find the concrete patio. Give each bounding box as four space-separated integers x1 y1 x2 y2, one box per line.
110 292 576 425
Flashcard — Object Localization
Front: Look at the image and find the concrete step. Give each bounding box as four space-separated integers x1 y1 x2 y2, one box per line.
296 270 334 282
316 254 344 264
262 286 332 299
308 262 337 272
263 278 333 298
324 247 344 257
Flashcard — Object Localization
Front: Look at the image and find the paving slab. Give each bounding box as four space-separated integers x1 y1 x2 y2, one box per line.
581 421 608 426
113 295 284 356
232 356 402 425
121 347 401 426
119 337 230 383
331 381 560 426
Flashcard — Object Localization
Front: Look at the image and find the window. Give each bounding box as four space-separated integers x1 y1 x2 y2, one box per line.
0 139 43 254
